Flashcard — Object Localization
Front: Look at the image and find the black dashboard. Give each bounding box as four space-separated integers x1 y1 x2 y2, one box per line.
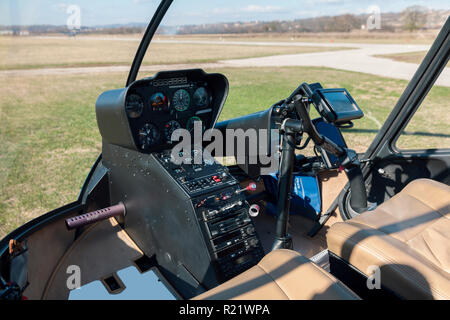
97 69 264 296
124 69 228 152
95 69 228 153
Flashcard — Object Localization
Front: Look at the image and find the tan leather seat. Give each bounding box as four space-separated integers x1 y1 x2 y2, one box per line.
327 178 450 300
194 249 359 300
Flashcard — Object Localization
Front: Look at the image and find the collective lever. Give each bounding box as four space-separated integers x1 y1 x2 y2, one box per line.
65 202 126 230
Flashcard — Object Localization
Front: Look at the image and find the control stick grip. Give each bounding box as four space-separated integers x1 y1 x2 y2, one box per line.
65 203 126 230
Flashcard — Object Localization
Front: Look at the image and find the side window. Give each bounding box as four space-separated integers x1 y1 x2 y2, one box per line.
396 71 450 150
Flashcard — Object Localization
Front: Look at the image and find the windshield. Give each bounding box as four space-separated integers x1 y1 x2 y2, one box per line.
0 0 449 237
138 0 449 147
0 1 159 236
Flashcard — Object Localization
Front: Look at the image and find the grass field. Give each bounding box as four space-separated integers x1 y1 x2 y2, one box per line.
375 51 428 64
0 36 349 70
157 32 439 44
375 51 449 68
1 66 449 237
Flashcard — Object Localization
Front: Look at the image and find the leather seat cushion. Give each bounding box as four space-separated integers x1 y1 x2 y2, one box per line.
194 249 359 300
327 178 450 299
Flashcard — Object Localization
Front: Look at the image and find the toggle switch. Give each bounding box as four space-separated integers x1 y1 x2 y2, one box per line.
235 182 257 194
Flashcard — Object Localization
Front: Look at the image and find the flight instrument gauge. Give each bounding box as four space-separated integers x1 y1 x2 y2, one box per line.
163 120 181 142
125 93 144 118
138 123 160 150
193 87 210 108
150 92 169 112
172 89 190 112
186 116 205 133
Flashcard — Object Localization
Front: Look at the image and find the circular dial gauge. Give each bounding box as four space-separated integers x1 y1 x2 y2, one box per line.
193 87 210 108
150 92 169 112
138 123 160 150
163 120 181 142
186 116 205 133
172 89 190 112
125 94 144 118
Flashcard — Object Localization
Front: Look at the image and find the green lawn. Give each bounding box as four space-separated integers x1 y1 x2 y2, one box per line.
0 66 449 237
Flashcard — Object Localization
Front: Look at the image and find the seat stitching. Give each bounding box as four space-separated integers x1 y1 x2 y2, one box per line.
332 230 448 299
336 225 450 277
350 214 448 267
372 195 445 241
413 228 447 271
260 257 358 300
350 210 443 244
304 260 360 299
335 226 449 278
254 264 290 299
403 192 449 218
373 193 447 228
331 229 449 299
405 215 446 244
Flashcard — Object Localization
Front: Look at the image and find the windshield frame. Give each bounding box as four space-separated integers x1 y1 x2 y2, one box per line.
126 0 173 87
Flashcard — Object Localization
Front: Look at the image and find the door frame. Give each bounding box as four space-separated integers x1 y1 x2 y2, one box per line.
363 17 450 165
338 17 450 220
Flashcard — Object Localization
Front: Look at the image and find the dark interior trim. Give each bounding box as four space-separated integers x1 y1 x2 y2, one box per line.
328 251 400 300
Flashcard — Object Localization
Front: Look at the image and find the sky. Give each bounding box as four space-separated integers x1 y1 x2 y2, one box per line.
1 0 449 27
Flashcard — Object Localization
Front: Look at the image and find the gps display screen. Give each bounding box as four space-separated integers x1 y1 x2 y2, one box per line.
315 88 364 123
321 90 359 114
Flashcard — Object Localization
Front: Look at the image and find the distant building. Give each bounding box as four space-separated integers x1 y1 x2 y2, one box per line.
12 28 30 36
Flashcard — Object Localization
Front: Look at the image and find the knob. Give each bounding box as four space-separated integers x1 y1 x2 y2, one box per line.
249 238 259 247
245 226 255 235
249 204 260 217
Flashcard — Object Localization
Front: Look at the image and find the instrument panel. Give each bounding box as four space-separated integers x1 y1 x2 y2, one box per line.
124 70 227 152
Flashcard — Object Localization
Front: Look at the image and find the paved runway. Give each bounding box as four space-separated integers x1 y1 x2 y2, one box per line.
3 38 449 86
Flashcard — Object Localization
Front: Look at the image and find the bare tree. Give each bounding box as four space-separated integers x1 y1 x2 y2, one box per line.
402 6 427 31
